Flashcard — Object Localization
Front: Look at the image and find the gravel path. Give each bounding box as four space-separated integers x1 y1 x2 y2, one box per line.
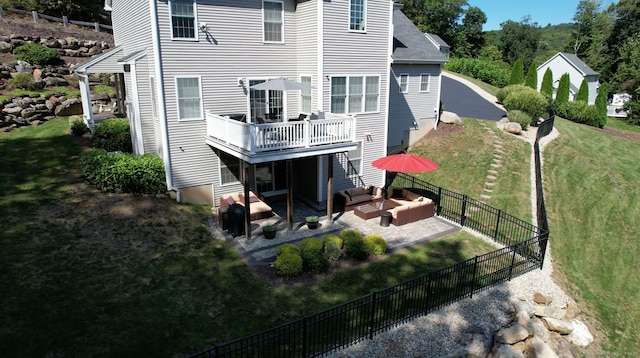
328 106 569 358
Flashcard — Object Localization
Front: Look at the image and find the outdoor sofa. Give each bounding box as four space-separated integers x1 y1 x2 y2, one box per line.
336 185 383 212
219 191 274 221
385 187 435 226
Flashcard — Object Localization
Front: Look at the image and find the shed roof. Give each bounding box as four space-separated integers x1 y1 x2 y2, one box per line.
425 33 449 48
539 52 599 76
392 9 448 65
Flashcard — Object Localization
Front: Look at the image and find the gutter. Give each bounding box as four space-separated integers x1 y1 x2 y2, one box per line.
149 0 176 193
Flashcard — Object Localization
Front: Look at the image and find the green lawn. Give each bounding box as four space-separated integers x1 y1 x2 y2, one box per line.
0 119 499 356
544 118 640 353
605 116 640 134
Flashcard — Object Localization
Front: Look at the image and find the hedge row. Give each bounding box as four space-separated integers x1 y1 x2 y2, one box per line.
444 58 510 88
93 117 132 153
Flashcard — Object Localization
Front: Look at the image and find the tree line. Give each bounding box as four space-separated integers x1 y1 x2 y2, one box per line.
399 0 640 124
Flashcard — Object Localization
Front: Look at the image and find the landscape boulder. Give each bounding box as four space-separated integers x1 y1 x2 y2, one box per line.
440 111 463 125
567 320 594 347
503 122 522 135
54 98 83 116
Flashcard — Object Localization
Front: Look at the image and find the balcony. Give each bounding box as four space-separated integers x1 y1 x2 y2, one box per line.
205 111 358 164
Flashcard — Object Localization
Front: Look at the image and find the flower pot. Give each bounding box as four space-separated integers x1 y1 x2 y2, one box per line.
263 228 277 239
306 221 319 229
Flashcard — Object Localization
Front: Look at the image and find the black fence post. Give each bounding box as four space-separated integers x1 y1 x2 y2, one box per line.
470 256 479 299
302 316 308 357
494 209 502 240
436 187 443 216
460 194 468 227
368 292 378 339
508 243 518 280
424 273 432 312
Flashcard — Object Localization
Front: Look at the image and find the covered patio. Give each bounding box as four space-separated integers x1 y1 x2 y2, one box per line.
211 198 461 265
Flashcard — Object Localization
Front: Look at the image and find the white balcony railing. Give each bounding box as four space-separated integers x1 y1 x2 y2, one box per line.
205 112 356 154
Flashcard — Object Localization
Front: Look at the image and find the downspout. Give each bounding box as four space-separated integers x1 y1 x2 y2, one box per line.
435 64 443 129
149 0 176 193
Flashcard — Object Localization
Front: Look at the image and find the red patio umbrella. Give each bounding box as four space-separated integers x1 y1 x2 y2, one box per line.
372 153 439 173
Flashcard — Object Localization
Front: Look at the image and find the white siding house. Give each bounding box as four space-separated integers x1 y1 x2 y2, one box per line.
536 52 600 104
75 0 437 225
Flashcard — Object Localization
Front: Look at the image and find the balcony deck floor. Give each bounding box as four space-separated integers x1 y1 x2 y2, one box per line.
211 199 461 265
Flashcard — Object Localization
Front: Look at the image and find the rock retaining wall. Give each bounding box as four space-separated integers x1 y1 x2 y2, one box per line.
0 34 111 58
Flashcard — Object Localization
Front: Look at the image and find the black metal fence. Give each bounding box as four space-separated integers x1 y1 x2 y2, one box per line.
189 176 551 357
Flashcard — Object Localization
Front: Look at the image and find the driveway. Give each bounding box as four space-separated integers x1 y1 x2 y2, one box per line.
441 72 506 121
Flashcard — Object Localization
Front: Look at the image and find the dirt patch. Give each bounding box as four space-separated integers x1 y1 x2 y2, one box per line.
411 122 465 148
581 123 640 143
0 16 114 44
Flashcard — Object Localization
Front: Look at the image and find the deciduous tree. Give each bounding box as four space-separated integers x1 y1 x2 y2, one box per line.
499 17 540 67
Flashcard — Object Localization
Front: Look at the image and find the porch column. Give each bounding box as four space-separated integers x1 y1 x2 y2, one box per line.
243 161 251 239
286 159 293 229
326 154 333 220
115 73 127 116
77 73 94 131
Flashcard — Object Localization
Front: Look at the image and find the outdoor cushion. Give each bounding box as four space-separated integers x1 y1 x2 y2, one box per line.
343 190 352 201
350 187 366 196
392 188 404 199
224 196 235 206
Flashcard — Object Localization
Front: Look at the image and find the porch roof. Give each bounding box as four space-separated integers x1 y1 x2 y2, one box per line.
72 45 125 74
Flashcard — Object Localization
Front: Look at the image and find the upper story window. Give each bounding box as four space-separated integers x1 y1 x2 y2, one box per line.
175 76 203 121
330 75 379 114
349 0 366 32
420 74 431 92
399 74 409 93
263 0 284 43
170 0 197 40
300 76 312 114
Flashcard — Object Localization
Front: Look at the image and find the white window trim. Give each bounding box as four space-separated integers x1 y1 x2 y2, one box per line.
399 74 409 93
219 155 242 187
263 0 284 44
300 75 312 114
420 73 431 93
175 76 204 121
330 75 380 114
349 0 367 33
346 141 363 178
169 0 198 41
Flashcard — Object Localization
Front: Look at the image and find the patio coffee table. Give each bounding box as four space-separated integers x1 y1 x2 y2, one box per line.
354 201 397 220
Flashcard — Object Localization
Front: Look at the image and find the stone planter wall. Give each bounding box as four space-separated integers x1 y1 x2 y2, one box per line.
0 34 111 58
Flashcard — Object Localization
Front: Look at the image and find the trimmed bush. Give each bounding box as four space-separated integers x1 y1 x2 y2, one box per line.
556 73 571 104
274 252 303 279
576 78 589 103
70 117 88 136
300 238 327 273
364 234 387 255
507 110 532 130
81 149 166 194
540 68 554 99
496 84 529 104
524 61 537 90
276 243 300 257
93 117 132 153
342 231 368 260
557 101 602 126
322 234 343 248
323 241 342 261
509 58 524 85
594 83 608 128
444 57 509 87
12 43 60 66
502 86 548 119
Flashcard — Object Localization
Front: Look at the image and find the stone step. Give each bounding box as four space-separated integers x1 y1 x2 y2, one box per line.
487 175 497 180
484 188 494 192
488 170 498 174
480 194 492 199
485 182 496 187
490 163 502 168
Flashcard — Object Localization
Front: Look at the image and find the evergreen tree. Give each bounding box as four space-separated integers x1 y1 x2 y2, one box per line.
509 58 524 85
576 78 590 102
524 61 538 89
594 82 608 127
541 68 554 98
556 73 571 104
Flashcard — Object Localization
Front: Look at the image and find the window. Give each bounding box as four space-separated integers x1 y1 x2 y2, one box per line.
249 79 284 121
150 77 158 121
300 76 311 114
420 74 431 92
170 0 197 40
346 142 363 177
330 76 379 114
175 77 203 120
263 0 283 43
349 0 366 32
399 74 408 93
219 152 241 186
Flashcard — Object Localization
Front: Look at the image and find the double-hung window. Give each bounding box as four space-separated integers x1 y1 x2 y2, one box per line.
175 77 203 121
420 74 431 92
300 76 312 114
346 141 363 177
331 75 379 114
399 74 409 93
170 0 197 40
349 0 366 32
219 152 241 186
263 0 283 43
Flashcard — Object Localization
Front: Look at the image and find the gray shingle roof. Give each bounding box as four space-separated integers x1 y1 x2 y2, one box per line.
425 33 449 48
560 53 598 76
392 9 448 64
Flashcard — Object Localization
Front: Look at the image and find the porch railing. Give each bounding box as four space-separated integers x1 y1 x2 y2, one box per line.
205 112 356 154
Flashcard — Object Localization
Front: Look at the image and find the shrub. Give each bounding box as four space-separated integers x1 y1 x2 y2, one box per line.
502 86 548 119
496 84 529 104
507 110 532 130
363 234 387 255
540 68 554 99
276 243 301 257
594 83 609 128
509 58 524 85
274 252 303 279
323 241 342 261
576 78 589 103
343 233 368 260
12 43 60 66
556 73 571 104
322 234 343 248
70 117 88 136
524 61 537 90
81 149 166 194
557 101 601 126
444 57 510 87
299 238 327 273
93 118 132 152
9 72 40 90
